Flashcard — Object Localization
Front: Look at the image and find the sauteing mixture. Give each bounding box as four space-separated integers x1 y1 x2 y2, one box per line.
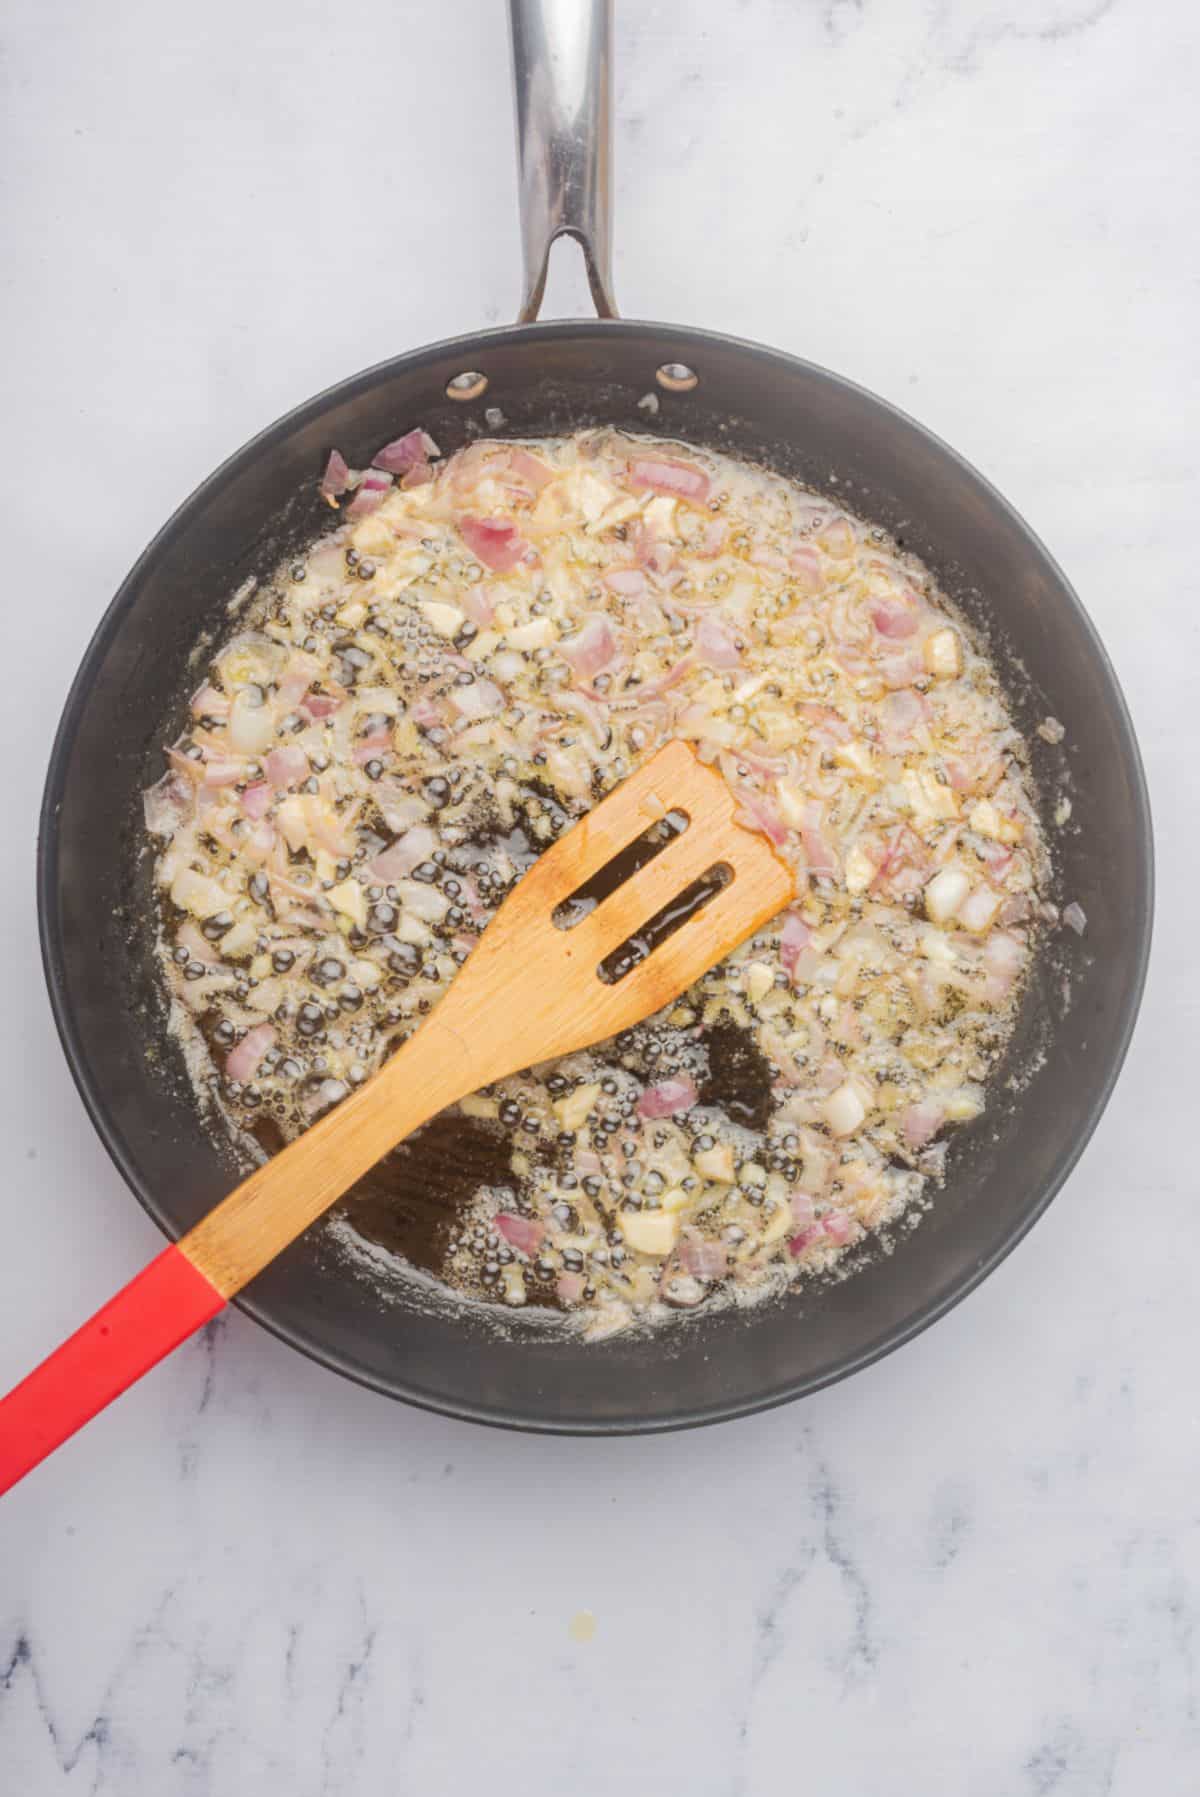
142 428 1056 1338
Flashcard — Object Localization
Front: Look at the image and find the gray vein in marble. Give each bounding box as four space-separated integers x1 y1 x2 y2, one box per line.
319 1594 378 1797
747 1565 807 1697
1025 1719 1118 1795
929 1479 973 1570
195 1317 227 1417
933 0 1119 74
822 0 866 48
810 1454 876 1685
844 0 1123 147
1 1616 147 1790
397 1648 427 1753
177 1317 228 1483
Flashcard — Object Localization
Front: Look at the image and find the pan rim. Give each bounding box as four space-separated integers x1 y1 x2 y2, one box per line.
36 317 1155 1434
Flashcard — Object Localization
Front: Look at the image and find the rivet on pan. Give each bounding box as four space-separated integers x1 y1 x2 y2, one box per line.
446 371 489 402
655 362 699 393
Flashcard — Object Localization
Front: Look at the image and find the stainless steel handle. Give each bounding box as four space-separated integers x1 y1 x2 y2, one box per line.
508 0 618 322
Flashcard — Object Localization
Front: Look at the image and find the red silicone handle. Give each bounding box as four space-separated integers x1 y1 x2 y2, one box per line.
0 1245 225 1495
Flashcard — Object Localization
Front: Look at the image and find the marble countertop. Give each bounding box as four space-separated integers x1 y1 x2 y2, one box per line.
1 1 1193 1789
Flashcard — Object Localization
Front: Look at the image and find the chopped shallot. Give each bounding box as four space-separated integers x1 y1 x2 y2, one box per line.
604 568 647 597
556 1271 585 1305
265 745 309 790
372 429 439 473
789 544 821 589
346 469 392 519
823 1082 867 1137
143 771 193 837
352 726 392 765
628 456 710 504
300 690 343 721
225 1023 275 1084
789 1192 816 1230
677 1232 728 1280
369 825 437 883
903 1100 945 1151
461 583 496 627
789 1225 823 1257
198 754 245 789
879 689 923 750
872 595 919 638
190 683 230 720
561 616 617 681
822 1211 855 1247
240 781 273 820
494 1213 545 1257
779 913 812 979
694 612 741 669
449 679 503 720
459 515 528 572
801 803 838 878
320 450 351 501
506 447 554 492
637 1075 698 1119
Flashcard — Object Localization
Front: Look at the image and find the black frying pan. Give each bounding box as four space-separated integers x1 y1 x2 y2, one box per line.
36 0 1152 1433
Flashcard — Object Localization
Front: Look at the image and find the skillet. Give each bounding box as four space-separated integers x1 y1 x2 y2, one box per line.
37 0 1153 1432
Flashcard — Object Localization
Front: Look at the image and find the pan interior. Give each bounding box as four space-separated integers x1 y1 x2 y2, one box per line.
39 321 1152 1431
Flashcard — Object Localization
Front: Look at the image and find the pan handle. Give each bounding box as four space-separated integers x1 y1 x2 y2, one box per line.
509 0 617 322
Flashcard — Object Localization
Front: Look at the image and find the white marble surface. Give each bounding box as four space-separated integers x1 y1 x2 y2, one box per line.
0 0 1194 1789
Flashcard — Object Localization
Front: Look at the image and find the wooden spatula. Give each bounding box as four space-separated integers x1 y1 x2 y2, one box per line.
0 741 792 1492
